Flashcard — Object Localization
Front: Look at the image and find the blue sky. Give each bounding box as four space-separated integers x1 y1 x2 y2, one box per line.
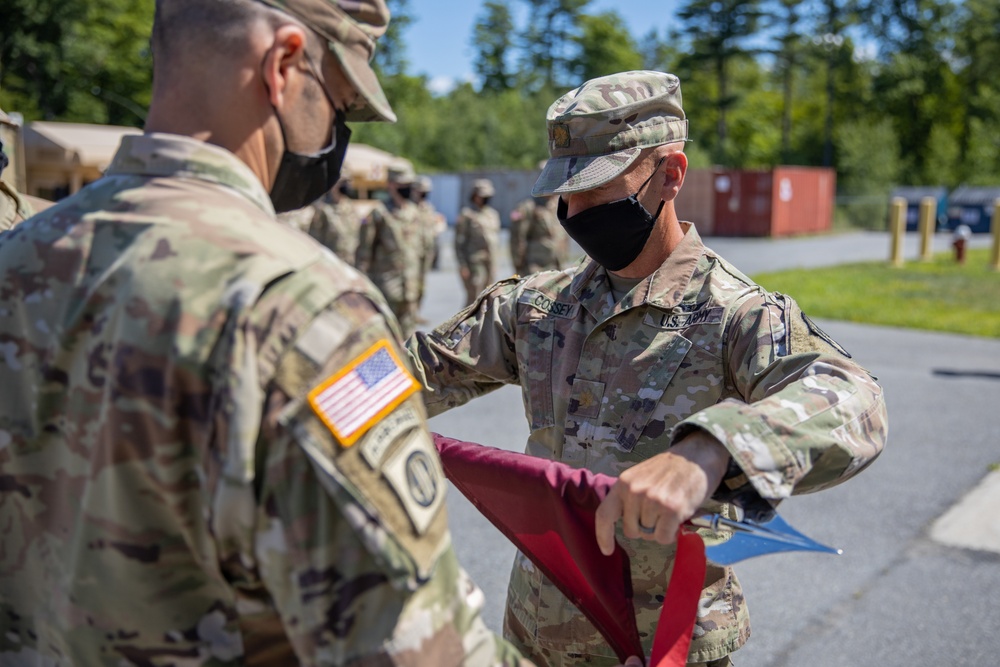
404 1 684 94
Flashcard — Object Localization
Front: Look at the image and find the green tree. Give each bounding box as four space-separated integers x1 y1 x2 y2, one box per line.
861 0 958 180
373 0 413 77
676 0 765 164
836 117 901 229
767 0 809 163
952 0 1000 184
518 0 591 90
472 0 516 93
638 28 683 73
0 0 153 125
571 11 643 82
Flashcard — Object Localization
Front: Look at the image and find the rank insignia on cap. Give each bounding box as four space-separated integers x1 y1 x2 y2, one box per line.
308 340 420 447
552 122 571 148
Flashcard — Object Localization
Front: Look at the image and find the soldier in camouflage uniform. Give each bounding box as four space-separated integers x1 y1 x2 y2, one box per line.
0 137 34 231
406 71 888 667
412 175 443 314
454 178 501 306
0 0 533 664
508 194 569 275
356 166 425 337
310 178 362 265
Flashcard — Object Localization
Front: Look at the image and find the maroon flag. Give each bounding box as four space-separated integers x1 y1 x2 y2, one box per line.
433 434 705 667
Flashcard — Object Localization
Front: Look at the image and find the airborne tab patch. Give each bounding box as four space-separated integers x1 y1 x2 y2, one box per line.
308 340 420 447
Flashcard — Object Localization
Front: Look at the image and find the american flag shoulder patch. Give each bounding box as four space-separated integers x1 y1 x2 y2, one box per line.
307 340 420 447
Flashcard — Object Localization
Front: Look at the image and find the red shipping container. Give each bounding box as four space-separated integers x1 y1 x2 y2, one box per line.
709 167 835 237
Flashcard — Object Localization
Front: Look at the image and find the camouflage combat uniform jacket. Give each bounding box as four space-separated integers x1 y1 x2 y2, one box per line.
0 179 33 231
454 204 500 303
310 198 362 266
356 199 424 335
0 133 524 666
406 223 887 665
509 198 566 276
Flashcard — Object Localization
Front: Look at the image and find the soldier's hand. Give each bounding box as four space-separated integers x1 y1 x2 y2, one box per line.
459 266 470 281
594 432 730 556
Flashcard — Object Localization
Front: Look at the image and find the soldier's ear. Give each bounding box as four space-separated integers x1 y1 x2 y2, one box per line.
660 152 687 201
261 24 311 109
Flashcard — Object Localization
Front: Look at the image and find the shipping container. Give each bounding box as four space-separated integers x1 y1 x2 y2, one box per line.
675 168 717 236
711 167 835 237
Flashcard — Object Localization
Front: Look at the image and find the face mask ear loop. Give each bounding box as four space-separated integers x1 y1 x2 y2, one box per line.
637 156 667 197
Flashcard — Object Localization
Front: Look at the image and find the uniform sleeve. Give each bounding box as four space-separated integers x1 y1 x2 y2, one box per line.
253 289 526 666
672 291 887 514
404 278 523 418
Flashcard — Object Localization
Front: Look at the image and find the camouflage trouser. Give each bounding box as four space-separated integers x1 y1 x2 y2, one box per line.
461 261 493 306
503 607 734 667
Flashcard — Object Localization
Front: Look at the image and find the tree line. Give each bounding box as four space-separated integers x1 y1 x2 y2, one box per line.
2 0 999 228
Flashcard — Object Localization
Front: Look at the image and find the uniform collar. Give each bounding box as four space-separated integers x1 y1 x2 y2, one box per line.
570 222 705 321
105 133 275 215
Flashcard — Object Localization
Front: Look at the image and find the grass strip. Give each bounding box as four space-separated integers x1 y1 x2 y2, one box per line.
751 248 1000 338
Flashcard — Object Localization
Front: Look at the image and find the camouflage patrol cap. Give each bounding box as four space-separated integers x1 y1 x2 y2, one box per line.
532 71 687 197
472 178 495 198
387 164 415 185
256 0 396 123
415 175 433 193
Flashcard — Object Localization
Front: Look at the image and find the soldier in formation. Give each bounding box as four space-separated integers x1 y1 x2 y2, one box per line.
406 70 888 667
310 177 362 265
0 0 536 663
0 137 36 231
356 166 425 336
454 177 500 306
508 193 571 275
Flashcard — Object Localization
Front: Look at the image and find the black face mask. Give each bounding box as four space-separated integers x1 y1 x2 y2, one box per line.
268 57 352 214
557 159 665 271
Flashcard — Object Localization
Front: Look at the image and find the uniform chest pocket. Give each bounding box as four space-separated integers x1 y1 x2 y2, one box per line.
606 332 692 452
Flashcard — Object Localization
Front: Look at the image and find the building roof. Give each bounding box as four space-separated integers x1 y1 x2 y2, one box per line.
890 186 948 203
24 121 142 171
949 185 1000 207
342 143 413 186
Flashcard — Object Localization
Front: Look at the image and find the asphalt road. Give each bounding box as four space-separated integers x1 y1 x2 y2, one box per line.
417 228 1000 667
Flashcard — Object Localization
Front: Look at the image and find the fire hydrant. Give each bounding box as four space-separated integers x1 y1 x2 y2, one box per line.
953 224 972 264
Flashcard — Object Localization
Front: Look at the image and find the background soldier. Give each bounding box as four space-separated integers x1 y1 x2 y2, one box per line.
406 71 887 667
0 0 531 664
412 174 444 314
508 193 569 275
356 165 424 336
310 177 361 264
0 136 37 230
454 177 500 305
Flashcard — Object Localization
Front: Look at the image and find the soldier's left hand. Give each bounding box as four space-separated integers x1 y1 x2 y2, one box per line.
594 432 730 555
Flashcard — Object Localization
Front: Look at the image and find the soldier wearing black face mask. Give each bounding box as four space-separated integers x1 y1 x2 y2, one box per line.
0 1 544 664
356 165 425 336
405 70 887 667
454 178 501 306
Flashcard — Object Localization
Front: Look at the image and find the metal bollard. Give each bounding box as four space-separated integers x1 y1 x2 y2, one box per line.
992 199 1000 271
889 197 906 267
919 196 935 261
